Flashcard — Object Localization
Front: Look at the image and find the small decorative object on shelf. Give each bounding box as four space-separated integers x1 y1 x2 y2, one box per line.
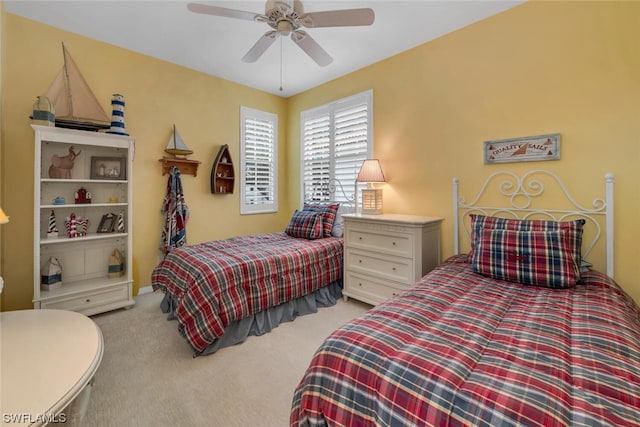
65 213 89 238
32 95 55 127
108 249 124 278
41 257 63 291
116 212 125 233
159 125 200 176
49 146 81 179
97 213 116 233
211 144 235 194
91 156 126 180
47 210 59 239
74 187 92 204
106 93 129 136
52 196 66 205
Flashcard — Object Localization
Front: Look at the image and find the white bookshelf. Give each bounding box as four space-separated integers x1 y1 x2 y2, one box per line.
33 125 135 315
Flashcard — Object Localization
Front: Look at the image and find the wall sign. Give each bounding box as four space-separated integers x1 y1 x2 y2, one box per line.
484 133 561 164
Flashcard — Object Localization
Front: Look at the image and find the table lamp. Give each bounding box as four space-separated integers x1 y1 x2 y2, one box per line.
356 159 386 214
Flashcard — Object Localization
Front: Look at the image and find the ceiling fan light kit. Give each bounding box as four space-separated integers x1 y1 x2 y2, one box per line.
188 1 374 67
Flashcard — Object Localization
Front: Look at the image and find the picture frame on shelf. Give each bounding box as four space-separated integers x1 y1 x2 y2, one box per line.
96 213 116 233
90 156 126 180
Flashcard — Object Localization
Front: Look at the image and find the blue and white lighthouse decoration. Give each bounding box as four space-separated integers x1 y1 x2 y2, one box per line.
106 93 129 136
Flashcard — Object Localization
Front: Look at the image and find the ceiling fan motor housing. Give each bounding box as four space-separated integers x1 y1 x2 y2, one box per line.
265 0 302 15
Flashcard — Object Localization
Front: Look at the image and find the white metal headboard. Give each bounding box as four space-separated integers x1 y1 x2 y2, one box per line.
453 170 614 278
303 179 355 211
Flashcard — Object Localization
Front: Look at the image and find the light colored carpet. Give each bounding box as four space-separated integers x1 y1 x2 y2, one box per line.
84 291 370 426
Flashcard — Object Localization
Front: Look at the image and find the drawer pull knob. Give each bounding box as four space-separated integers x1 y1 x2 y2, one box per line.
392 242 396 246
86 299 91 303
392 267 396 271
358 283 362 287
358 259 362 263
359 236 363 240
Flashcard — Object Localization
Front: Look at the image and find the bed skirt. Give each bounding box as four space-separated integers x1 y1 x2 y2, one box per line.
159 279 343 357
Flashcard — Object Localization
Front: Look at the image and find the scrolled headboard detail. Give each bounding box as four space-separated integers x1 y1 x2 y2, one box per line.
453 170 614 278
303 179 355 211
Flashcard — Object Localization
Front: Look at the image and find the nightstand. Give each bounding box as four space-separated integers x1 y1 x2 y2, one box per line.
342 213 443 306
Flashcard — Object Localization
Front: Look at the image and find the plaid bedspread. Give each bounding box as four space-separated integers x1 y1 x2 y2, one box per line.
151 233 343 354
291 255 640 427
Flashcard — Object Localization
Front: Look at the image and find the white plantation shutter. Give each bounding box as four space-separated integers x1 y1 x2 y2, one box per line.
301 90 372 203
241 107 278 214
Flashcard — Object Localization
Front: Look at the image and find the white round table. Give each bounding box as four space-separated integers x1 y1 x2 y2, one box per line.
0 309 103 426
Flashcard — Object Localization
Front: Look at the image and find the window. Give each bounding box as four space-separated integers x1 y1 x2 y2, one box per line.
240 107 278 214
301 90 373 204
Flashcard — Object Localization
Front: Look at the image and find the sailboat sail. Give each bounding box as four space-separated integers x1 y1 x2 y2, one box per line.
46 43 110 129
165 125 193 156
511 143 529 156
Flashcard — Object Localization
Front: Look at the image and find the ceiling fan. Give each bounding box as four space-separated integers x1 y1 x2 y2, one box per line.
187 1 375 67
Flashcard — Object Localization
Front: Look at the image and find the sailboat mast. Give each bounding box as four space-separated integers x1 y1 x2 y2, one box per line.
173 124 177 150
61 42 75 120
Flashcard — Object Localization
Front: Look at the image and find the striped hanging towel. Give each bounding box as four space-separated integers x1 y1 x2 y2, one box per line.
160 166 189 255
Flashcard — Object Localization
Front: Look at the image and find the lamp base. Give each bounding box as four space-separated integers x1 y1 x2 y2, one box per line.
361 189 383 214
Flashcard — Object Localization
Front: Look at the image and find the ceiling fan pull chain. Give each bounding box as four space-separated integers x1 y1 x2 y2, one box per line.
279 37 284 92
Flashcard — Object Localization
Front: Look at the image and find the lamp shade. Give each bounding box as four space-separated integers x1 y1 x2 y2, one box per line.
0 207 9 224
356 159 385 183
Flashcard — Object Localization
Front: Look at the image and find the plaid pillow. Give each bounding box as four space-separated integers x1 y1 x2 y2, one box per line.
285 210 323 240
303 203 340 238
468 215 585 267
471 228 581 288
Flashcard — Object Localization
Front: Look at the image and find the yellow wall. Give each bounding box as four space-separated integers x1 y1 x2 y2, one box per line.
0 0 5 311
288 1 639 302
1 14 289 310
2 1 639 310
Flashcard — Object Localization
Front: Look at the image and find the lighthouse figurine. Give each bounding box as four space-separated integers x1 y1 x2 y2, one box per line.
106 93 129 136
116 211 125 233
47 209 59 238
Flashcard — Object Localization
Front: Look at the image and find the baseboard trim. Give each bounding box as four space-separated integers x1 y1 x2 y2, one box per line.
137 286 154 295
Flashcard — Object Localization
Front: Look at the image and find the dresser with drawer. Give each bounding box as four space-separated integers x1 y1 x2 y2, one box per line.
342 213 443 306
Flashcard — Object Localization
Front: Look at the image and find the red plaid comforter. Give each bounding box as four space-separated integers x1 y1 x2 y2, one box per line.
151 233 343 354
291 255 640 427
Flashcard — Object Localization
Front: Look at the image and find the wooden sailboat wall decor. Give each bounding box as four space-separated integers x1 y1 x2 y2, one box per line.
45 43 111 131
211 144 234 194
159 124 201 176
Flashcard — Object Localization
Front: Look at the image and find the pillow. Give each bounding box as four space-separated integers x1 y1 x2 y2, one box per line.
303 203 340 238
285 210 323 240
471 228 581 288
468 215 585 267
331 205 348 237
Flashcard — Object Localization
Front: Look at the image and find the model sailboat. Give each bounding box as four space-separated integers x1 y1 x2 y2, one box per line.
45 43 111 131
165 125 193 157
159 124 200 177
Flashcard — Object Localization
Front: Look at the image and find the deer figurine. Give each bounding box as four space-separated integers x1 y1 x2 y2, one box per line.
49 146 81 179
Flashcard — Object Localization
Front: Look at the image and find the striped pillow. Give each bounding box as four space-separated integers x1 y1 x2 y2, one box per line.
471 228 581 288
303 203 340 237
468 215 585 267
285 210 323 240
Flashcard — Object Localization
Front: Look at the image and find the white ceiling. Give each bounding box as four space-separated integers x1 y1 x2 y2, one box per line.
4 0 523 97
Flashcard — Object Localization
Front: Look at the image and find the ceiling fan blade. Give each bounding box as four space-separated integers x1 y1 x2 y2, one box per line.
291 31 333 67
242 31 279 63
301 8 375 28
187 3 266 22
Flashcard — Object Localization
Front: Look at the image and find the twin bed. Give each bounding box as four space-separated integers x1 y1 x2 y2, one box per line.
152 170 640 426
151 202 346 356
